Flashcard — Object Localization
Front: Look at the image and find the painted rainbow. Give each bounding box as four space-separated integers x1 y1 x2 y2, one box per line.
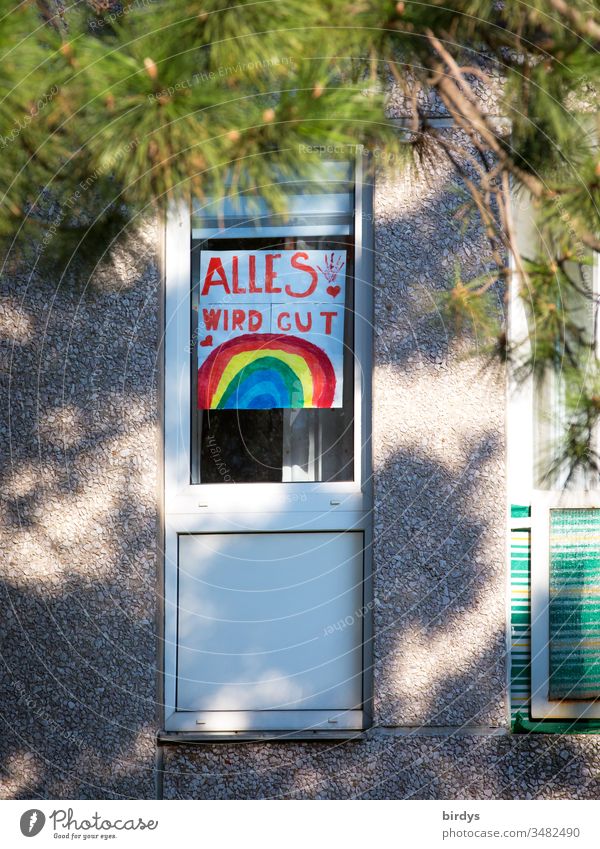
198 333 336 409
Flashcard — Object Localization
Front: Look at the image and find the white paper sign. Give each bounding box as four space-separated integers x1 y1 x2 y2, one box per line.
196 250 346 410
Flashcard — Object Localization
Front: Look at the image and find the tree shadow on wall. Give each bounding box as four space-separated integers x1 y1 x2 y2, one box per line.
0 233 160 799
1 172 599 800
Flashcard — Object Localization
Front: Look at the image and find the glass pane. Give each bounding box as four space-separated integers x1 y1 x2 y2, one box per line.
191 160 355 238
190 236 354 483
533 252 596 489
549 507 600 700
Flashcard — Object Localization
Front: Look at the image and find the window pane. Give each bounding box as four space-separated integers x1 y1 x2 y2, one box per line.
549 507 600 700
533 253 596 489
190 236 354 483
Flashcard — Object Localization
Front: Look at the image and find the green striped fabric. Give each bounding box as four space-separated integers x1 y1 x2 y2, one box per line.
549 508 600 700
510 507 531 723
510 505 600 731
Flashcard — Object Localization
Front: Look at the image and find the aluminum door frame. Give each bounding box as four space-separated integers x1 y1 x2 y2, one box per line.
161 154 374 736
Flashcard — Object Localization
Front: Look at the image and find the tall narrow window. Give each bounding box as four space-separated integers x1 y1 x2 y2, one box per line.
162 156 373 736
509 190 600 721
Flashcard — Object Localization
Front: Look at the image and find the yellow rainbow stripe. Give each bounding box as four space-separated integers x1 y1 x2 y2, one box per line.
212 349 314 408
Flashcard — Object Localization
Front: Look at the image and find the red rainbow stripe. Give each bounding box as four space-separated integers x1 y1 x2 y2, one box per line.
198 333 336 409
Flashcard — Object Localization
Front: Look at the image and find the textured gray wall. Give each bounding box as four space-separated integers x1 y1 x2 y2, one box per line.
371 142 506 729
163 734 600 799
1 146 599 800
0 227 159 798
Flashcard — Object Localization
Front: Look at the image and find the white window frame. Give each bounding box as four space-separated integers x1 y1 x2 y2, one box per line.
161 155 374 736
509 190 600 720
164 170 371 517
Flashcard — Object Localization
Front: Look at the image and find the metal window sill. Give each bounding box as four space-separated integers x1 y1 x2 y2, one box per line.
157 729 366 745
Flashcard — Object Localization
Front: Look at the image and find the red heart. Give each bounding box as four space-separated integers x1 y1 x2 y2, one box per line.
326 285 341 298
200 334 213 347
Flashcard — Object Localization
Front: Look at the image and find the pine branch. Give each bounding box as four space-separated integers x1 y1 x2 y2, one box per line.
546 0 600 43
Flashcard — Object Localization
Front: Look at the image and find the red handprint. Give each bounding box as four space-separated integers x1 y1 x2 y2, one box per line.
317 252 345 283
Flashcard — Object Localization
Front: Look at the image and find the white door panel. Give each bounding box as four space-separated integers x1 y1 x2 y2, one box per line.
176 532 364 712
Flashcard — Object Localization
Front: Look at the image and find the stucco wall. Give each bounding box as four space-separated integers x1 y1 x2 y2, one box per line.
162 733 600 799
370 140 506 729
2 144 600 800
0 226 159 799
